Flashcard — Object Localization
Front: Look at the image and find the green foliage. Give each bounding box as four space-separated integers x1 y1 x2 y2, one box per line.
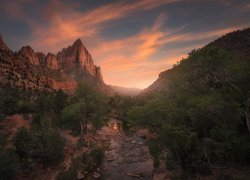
61 99 86 133
0 86 34 116
0 149 20 180
61 81 108 134
109 94 135 120
33 90 68 122
57 148 104 180
13 117 65 166
57 159 78 180
0 132 20 179
81 148 104 172
13 127 33 159
149 141 161 168
127 46 250 175
31 117 65 165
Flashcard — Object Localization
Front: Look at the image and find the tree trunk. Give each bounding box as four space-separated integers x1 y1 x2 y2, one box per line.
80 121 84 137
225 79 250 134
245 97 250 134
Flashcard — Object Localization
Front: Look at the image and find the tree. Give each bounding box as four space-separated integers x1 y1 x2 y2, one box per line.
61 99 87 135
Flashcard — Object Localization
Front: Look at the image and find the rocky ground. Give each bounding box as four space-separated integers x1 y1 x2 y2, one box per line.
95 119 154 180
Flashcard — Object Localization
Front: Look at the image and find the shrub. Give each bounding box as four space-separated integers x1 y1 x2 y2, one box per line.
0 149 20 180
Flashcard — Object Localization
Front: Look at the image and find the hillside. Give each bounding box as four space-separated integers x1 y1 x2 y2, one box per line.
142 28 250 96
128 28 250 177
110 85 141 96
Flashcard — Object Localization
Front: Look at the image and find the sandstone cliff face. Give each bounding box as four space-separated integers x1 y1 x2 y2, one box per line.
45 53 58 70
0 35 112 94
57 39 103 83
0 35 10 51
18 46 40 65
35 52 46 66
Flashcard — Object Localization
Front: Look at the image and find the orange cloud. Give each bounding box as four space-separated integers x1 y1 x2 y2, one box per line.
92 23 249 88
26 0 181 52
3 0 250 89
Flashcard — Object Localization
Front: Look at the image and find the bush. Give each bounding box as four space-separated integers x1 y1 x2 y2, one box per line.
13 127 33 159
13 117 65 166
0 149 20 180
57 159 78 180
31 117 65 166
81 148 104 172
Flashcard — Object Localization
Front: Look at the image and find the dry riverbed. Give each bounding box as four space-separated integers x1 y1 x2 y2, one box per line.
95 119 154 180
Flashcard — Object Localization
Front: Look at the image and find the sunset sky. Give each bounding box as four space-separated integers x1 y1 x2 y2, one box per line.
1 0 250 88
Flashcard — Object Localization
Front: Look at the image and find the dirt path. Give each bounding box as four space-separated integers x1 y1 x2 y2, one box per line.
96 118 154 180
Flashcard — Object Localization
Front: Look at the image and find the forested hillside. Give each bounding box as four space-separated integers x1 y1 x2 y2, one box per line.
127 28 250 178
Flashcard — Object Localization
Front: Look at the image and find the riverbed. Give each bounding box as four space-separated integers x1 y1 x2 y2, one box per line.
96 118 154 180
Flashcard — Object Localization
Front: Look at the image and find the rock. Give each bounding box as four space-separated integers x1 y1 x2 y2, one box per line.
18 46 40 65
57 39 103 82
93 171 101 178
77 171 85 179
0 35 10 51
0 35 113 95
45 53 58 69
126 172 141 178
131 140 136 144
107 158 114 162
36 52 46 66
136 128 150 138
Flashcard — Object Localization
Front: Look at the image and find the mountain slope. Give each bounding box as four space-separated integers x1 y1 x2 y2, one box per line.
142 28 250 96
110 85 141 96
0 36 112 94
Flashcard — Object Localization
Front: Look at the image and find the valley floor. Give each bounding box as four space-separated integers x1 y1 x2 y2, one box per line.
97 118 153 180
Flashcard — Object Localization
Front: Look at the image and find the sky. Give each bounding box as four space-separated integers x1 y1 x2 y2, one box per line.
0 0 250 89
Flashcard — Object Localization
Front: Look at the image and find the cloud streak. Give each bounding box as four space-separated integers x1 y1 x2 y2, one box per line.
1 0 250 88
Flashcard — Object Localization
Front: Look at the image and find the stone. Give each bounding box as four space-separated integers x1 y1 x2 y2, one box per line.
57 39 103 82
0 35 113 95
18 46 40 65
45 53 58 69
0 35 10 51
136 128 150 138
77 172 85 179
93 172 101 178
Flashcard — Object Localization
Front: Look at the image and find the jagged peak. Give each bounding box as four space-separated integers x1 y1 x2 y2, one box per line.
73 38 83 46
0 34 10 51
19 45 35 54
46 52 56 57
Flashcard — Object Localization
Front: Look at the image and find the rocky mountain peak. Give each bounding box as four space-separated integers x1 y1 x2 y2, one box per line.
73 38 84 48
46 53 58 70
0 35 111 94
18 46 39 65
57 38 103 83
0 35 10 51
35 52 46 66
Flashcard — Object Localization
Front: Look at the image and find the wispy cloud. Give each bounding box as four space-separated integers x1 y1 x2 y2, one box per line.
11 0 181 52
2 0 249 88
91 19 248 88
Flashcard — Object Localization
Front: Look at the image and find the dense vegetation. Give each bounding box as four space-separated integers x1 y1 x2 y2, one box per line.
127 46 250 176
1 29 250 179
0 81 109 179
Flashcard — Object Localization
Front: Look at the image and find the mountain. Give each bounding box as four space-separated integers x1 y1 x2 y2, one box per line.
0 36 112 94
110 85 142 96
142 28 250 96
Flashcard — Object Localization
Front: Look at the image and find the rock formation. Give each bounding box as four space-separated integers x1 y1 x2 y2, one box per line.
0 36 112 94
0 35 10 51
35 52 46 66
57 39 103 82
18 46 40 65
45 53 58 70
